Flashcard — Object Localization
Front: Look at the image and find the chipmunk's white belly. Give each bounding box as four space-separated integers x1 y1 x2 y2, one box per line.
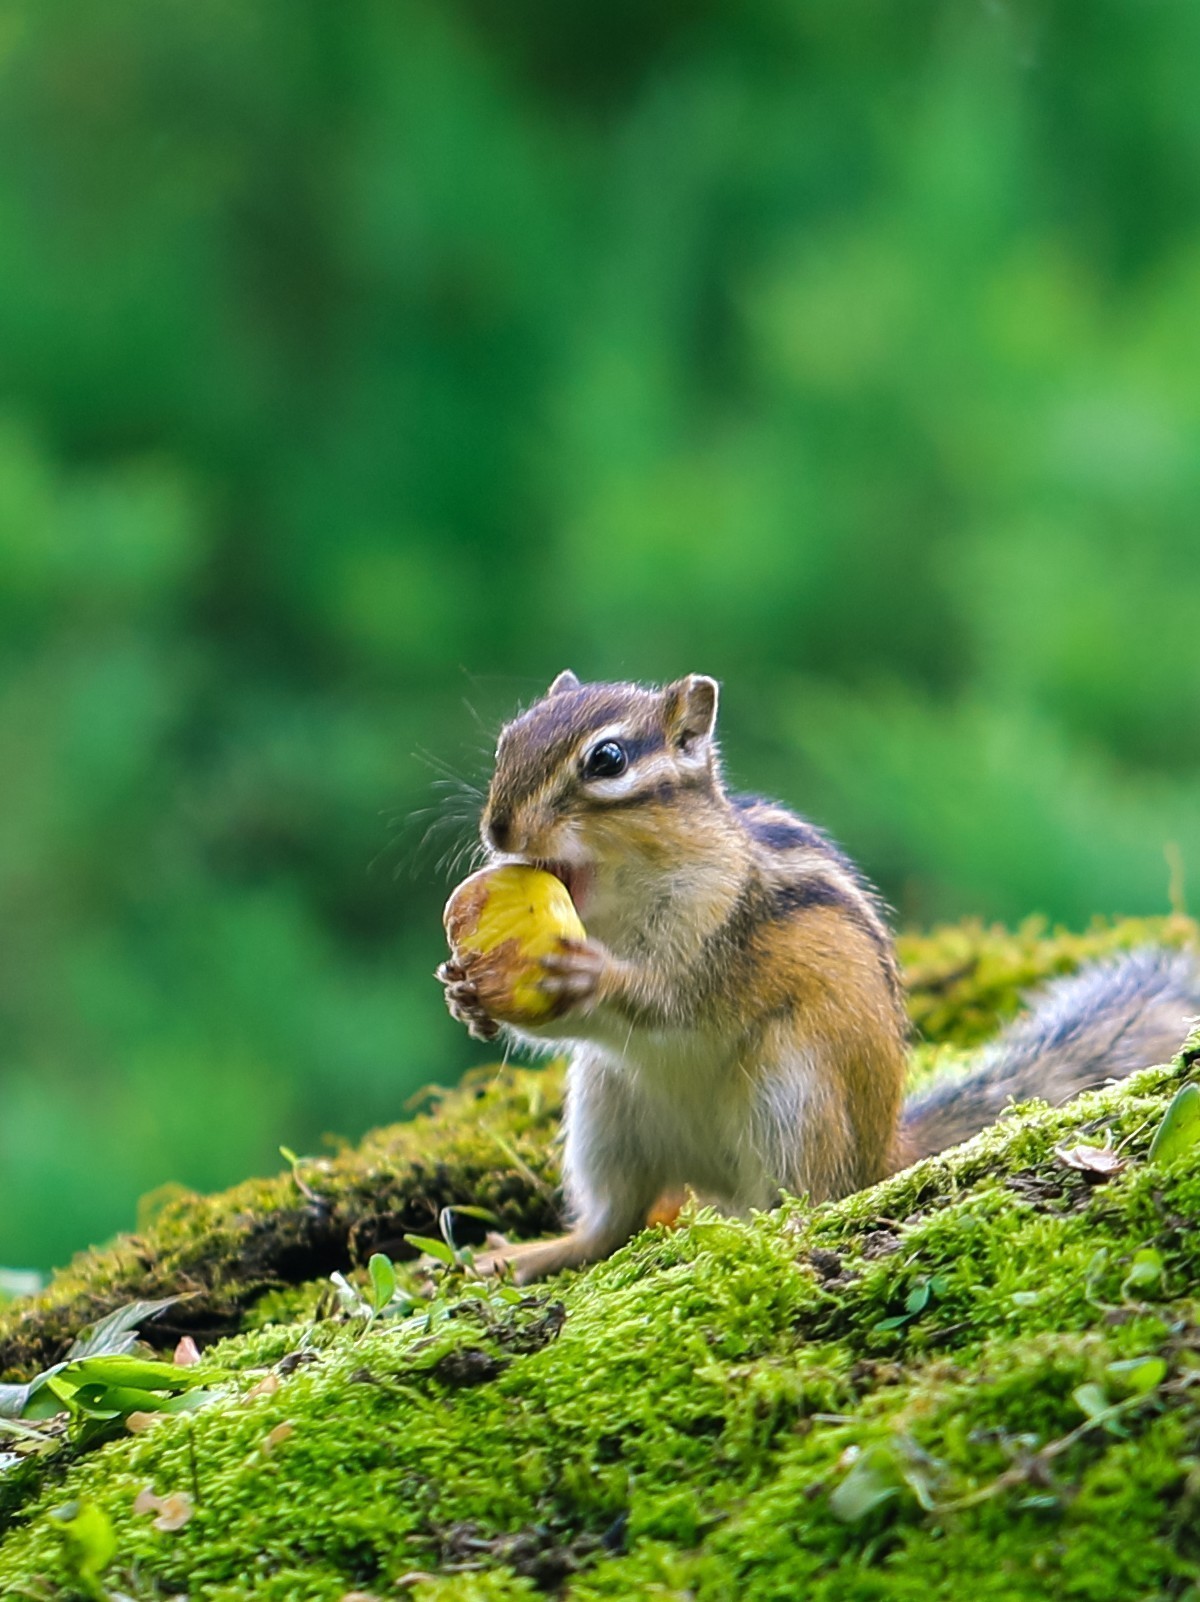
569 1024 773 1205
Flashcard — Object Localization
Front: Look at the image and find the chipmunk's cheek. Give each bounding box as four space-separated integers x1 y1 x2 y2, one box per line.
442 864 587 1026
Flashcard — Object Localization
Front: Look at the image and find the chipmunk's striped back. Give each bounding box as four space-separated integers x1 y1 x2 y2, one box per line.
732 793 906 1021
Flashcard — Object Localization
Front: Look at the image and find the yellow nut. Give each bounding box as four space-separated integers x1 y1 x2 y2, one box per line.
443 864 586 1025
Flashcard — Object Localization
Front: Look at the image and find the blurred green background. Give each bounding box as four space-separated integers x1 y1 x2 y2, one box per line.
2 0 1199 1272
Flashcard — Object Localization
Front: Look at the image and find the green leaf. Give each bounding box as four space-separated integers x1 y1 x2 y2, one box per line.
1148 1083 1200 1165
1 1363 70 1420
0 1380 41 1420
68 1355 212 1391
160 1386 220 1413
368 1253 397 1313
1122 1247 1165 1298
829 1445 901 1522
66 1297 180 1361
2 1304 200 1424
67 1383 181 1420
1072 1382 1110 1420
45 1374 90 1409
404 1234 456 1266
21 1380 67 1420
905 1280 932 1315
1105 1355 1167 1395
50 1500 116 1598
440 1204 499 1224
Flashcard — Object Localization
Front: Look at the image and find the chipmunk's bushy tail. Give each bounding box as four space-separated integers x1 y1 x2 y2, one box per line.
900 947 1200 1162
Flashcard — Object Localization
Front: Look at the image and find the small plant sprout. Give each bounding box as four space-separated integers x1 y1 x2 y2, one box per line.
1147 1082 1200 1165
49 1502 116 1600
1121 1246 1165 1300
328 1254 414 1331
1104 1354 1167 1395
279 1145 325 1203
872 1272 950 1333
368 1252 398 1315
404 1202 500 1275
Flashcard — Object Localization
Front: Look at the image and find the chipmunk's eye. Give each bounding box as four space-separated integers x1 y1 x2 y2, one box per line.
583 740 627 780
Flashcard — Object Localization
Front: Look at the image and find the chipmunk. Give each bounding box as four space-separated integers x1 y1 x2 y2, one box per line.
437 671 1200 1283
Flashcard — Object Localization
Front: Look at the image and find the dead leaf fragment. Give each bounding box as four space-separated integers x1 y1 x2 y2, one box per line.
134 1488 194 1531
243 1372 280 1402
261 1422 293 1455
1054 1143 1127 1179
153 1493 195 1532
126 1411 165 1434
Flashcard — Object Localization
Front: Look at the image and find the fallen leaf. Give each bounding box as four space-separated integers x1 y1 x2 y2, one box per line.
261 1422 293 1454
243 1373 280 1403
1054 1143 1126 1178
152 1492 194 1532
173 1337 201 1368
276 1350 319 1377
126 1411 165 1434
135 1488 195 1530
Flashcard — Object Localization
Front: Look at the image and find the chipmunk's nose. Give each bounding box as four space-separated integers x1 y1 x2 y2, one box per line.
486 810 514 853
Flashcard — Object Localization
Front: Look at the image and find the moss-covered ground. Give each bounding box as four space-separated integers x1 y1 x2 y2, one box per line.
2 915 1199 1600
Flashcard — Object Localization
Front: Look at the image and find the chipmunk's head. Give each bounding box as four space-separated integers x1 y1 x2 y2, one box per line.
481 671 722 912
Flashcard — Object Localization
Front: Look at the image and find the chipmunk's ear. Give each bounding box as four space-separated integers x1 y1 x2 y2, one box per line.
547 670 581 698
663 674 719 749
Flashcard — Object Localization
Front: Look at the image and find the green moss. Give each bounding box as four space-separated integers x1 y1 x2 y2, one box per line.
0 1064 564 1383
2 920 1199 1599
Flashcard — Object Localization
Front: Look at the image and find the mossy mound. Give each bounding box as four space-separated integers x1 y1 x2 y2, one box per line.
2 915 1199 1600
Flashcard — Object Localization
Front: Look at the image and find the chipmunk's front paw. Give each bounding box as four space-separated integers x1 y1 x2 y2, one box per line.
537 938 612 1016
436 959 501 1042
